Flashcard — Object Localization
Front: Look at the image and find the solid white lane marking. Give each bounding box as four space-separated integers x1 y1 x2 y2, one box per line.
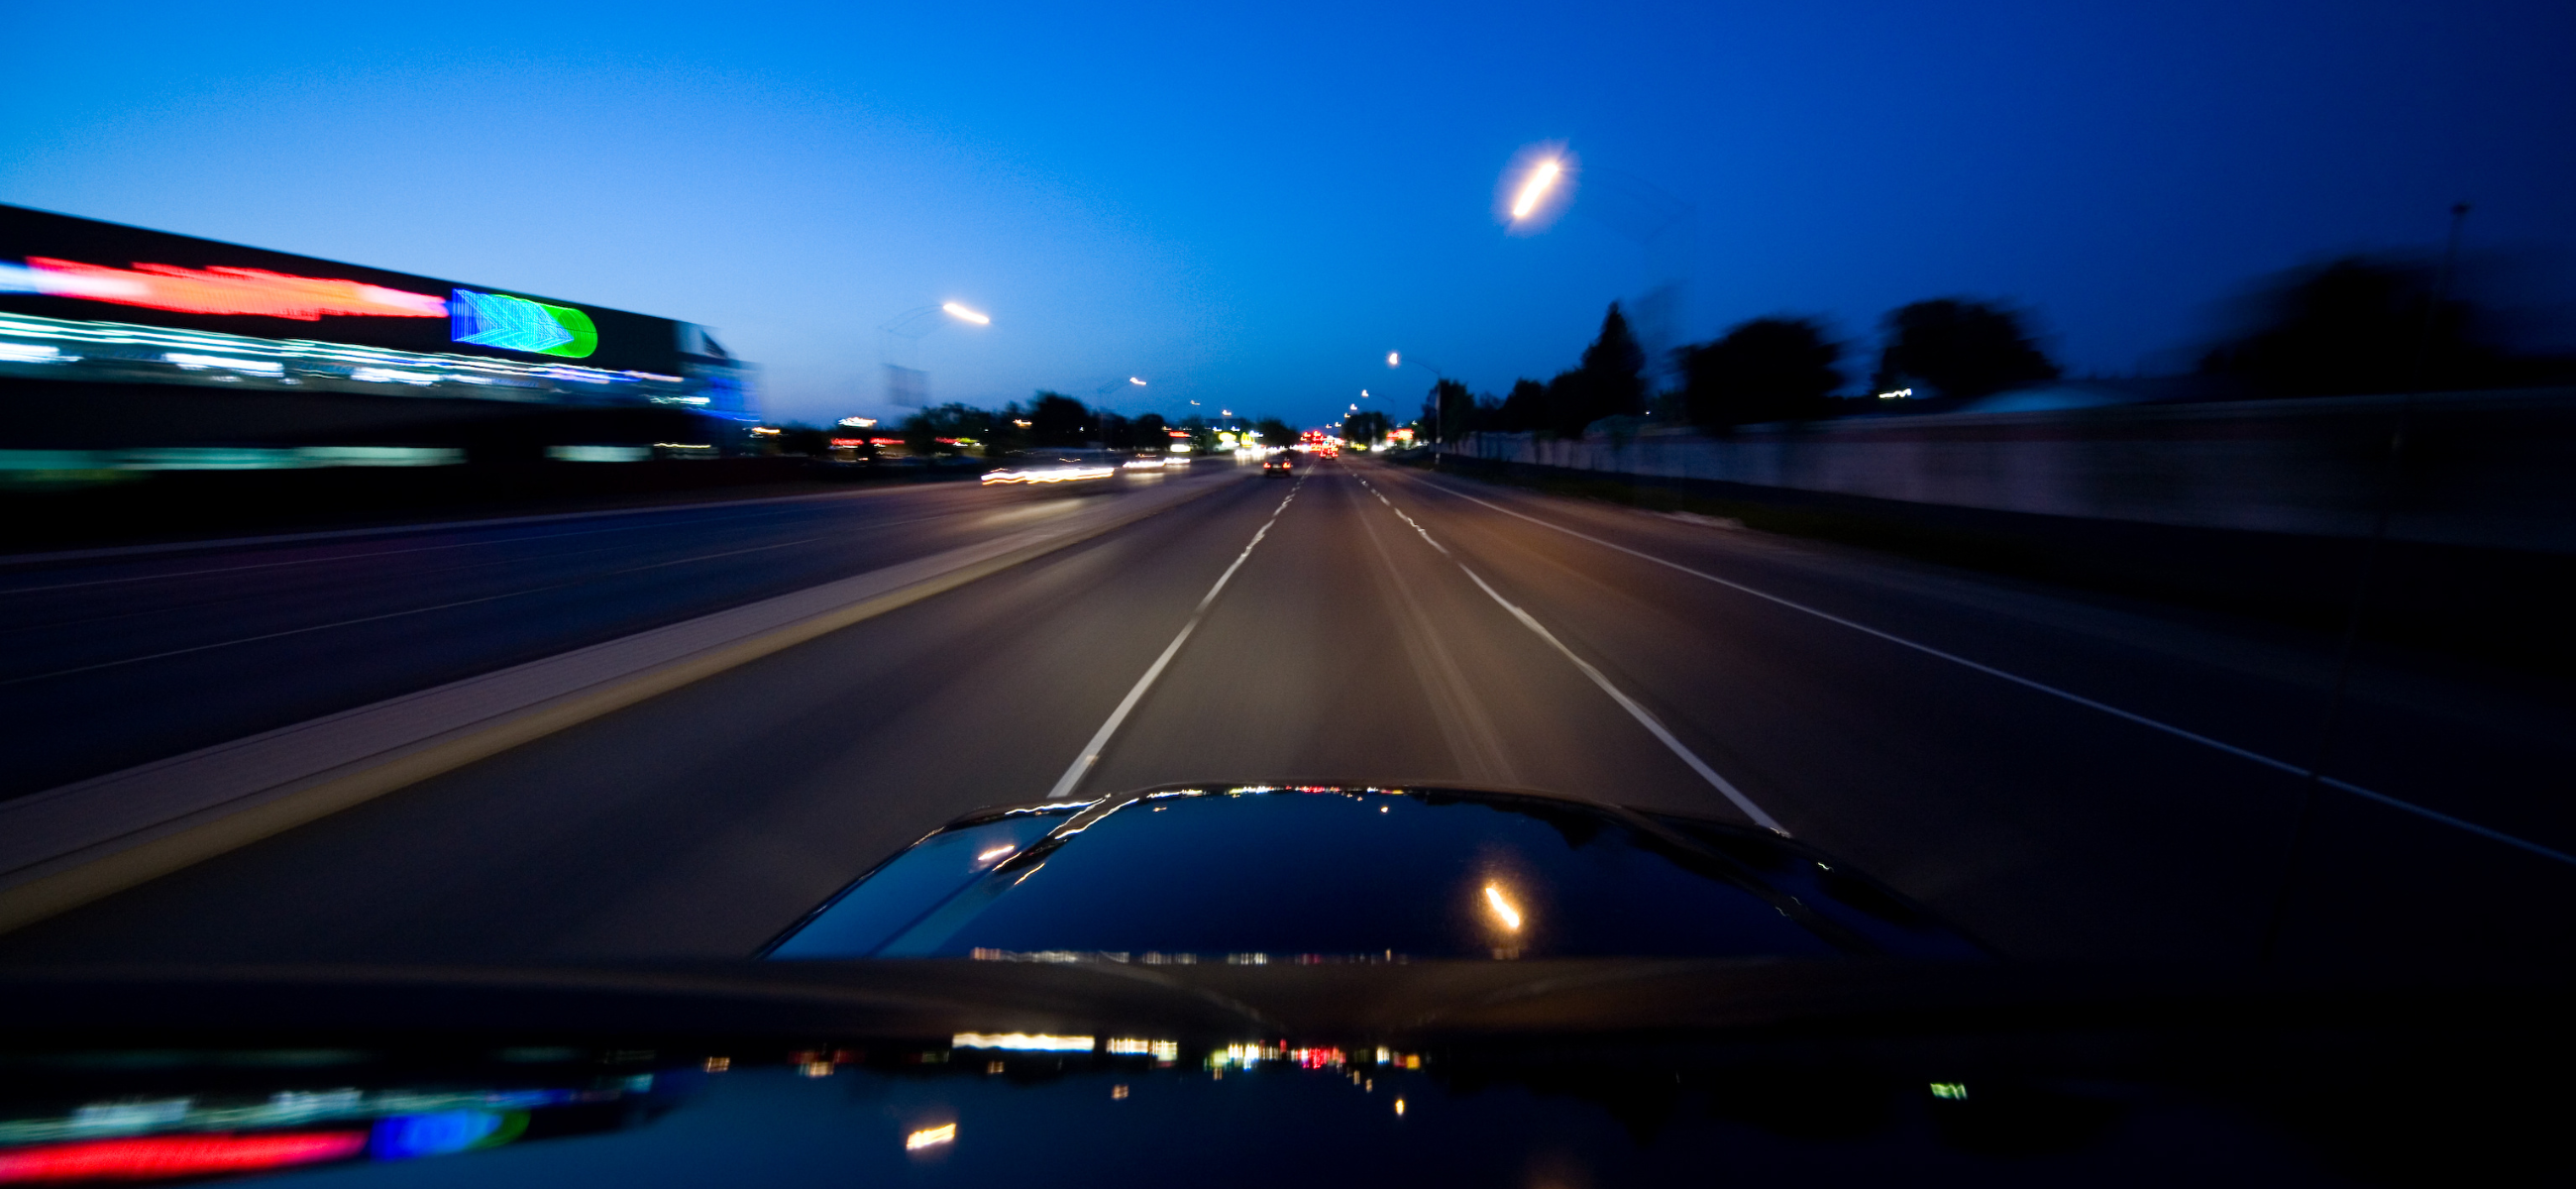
1457 564 1788 834
1418 478 2576 868
1365 480 1785 834
1043 477 1298 802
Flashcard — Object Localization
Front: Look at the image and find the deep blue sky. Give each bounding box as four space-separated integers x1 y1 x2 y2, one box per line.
5 1 2570 427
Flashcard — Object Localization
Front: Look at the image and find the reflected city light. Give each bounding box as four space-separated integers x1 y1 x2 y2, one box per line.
1484 884 1523 931
975 844 1017 863
951 1032 1095 1051
940 302 991 325
905 1124 956 1151
1107 1038 1181 1060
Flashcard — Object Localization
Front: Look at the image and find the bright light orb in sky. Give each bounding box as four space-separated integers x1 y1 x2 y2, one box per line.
1496 144 1575 235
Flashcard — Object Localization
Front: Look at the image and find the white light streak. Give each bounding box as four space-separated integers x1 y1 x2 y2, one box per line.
951 1032 1095 1051
906 1124 956 1150
1510 160 1562 220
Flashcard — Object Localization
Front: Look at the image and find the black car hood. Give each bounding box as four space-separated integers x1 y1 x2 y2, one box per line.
761 784 1984 963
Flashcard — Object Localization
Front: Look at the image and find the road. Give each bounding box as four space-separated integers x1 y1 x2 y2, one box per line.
0 477 1176 800
3 458 2570 969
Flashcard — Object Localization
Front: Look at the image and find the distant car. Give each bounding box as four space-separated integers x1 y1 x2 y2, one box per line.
1261 451 1295 476
761 782 1985 961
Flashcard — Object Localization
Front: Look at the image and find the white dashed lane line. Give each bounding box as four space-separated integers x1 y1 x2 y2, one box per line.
1043 474 1304 802
1356 471 1787 835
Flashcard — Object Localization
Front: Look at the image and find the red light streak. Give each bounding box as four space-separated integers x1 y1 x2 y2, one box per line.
0 1133 370 1182
19 258 447 321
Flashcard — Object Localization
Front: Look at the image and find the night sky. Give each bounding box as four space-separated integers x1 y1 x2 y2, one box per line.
4 0 2570 427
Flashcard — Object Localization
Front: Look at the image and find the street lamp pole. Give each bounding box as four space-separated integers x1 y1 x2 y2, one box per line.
877 302 991 409
1387 352 1450 464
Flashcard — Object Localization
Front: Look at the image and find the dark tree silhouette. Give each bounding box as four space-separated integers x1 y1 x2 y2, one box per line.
1130 412 1168 446
1873 299 2059 399
1343 409 1391 445
901 403 996 456
1253 416 1299 447
1497 378 1547 432
1542 303 1649 437
1421 378 1475 443
1027 391 1091 446
2194 256 2571 396
1675 316 1843 427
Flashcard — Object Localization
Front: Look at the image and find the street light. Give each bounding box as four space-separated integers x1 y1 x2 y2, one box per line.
1510 159 1562 221
878 300 993 410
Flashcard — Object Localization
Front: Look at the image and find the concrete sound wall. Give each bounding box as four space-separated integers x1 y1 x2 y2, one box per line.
1456 387 2576 556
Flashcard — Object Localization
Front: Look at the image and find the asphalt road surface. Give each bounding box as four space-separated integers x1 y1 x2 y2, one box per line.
0 475 1211 801
5 458 2570 969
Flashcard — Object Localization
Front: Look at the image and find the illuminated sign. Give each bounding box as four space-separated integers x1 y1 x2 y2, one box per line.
0 258 445 320
451 288 597 359
0 1133 370 1181
0 205 709 378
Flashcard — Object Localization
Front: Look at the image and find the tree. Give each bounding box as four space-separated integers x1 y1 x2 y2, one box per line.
1420 378 1475 443
2194 256 2573 396
1496 378 1547 432
1344 409 1391 446
1027 391 1091 446
1542 303 1650 437
1131 412 1168 446
1253 416 1300 448
901 403 995 456
1675 316 1843 428
1873 299 2059 399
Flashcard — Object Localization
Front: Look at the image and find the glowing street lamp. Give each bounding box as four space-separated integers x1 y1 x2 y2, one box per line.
1509 160 1562 221
941 301 991 325
1128 377 1146 385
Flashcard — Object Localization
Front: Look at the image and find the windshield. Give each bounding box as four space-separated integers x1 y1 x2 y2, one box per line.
0 3 2570 1183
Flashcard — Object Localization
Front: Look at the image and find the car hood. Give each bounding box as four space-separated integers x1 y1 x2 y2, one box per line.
761 783 1985 963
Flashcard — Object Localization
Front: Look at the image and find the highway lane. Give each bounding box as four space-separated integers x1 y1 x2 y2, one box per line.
1355 463 2576 967
2 458 2567 968
0 472 1227 801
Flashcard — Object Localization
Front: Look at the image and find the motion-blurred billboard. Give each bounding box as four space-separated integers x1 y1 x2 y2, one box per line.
0 204 752 452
